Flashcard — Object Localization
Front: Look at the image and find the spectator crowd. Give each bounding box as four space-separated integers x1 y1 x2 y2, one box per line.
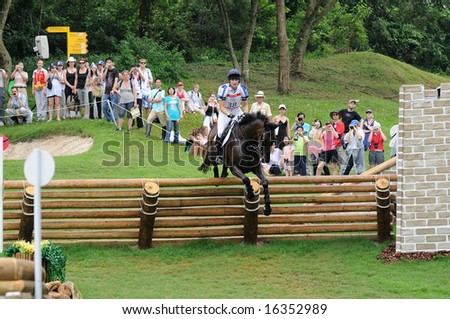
0 59 390 175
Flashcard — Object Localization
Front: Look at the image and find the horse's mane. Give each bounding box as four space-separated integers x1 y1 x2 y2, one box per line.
238 112 269 126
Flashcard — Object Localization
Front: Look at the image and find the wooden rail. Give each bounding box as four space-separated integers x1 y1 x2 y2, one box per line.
2 175 397 247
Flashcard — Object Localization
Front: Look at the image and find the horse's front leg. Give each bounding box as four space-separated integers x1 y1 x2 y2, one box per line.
220 165 228 178
230 166 254 199
255 165 271 216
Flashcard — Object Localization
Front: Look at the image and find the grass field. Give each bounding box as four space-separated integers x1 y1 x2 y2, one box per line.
2 52 450 299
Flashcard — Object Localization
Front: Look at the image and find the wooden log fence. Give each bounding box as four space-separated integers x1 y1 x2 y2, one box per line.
2 175 397 248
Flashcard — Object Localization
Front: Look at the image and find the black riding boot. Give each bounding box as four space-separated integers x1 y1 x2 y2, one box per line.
215 134 225 164
145 124 151 138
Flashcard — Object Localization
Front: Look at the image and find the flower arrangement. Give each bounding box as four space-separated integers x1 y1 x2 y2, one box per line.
4 240 67 282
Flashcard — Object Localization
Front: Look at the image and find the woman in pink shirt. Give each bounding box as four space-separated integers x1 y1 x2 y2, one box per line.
316 122 339 176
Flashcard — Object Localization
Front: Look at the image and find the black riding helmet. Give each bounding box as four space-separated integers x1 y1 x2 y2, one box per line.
227 68 241 80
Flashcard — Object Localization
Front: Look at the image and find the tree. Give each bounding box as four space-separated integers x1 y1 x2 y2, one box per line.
290 0 337 78
0 0 12 72
241 0 259 81
138 0 152 37
276 0 289 93
218 0 239 69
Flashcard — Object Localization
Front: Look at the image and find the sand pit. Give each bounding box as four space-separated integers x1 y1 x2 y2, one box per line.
3 135 93 160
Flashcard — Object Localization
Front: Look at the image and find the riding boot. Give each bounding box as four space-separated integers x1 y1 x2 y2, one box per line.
215 135 224 164
145 124 151 138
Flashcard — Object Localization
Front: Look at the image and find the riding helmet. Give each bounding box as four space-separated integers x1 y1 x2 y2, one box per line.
227 68 241 80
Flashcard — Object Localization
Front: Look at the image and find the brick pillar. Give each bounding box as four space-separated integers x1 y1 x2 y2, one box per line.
396 83 450 252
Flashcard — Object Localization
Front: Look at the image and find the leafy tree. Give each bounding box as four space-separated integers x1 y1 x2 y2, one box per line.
0 0 12 71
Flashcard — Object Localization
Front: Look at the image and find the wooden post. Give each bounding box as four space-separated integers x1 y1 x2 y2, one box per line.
18 186 35 241
243 180 260 245
138 182 159 249
375 178 391 242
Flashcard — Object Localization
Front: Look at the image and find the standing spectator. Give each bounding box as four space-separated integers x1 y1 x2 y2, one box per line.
293 126 309 176
88 63 103 119
164 86 182 143
32 59 48 121
340 99 362 133
5 86 31 124
102 57 120 123
250 91 272 118
215 69 249 164
188 83 204 115
203 92 219 132
130 66 144 129
309 119 329 176
115 70 137 131
362 109 376 150
176 82 190 113
64 57 78 118
368 123 387 167
280 136 294 176
56 61 66 119
10 61 28 100
343 119 365 175
77 58 90 118
145 78 166 138
330 110 347 175
138 58 153 120
291 112 310 136
0 66 7 126
316 122 339 176
273 104 290 150
46 63 63 121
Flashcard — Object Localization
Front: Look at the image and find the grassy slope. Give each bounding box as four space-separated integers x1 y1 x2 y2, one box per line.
3 52 448 180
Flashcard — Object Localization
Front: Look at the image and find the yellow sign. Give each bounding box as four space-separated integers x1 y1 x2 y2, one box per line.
46 26 70 33
68 32 88 55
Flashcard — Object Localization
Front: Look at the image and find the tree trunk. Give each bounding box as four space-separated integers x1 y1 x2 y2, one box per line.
276 0 289 94
218 0 239 69
0 0 12 72
291 0 337 78
138 0 152 37
241 0 259 82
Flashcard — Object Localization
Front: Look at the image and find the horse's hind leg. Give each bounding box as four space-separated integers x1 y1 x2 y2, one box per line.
220 166 228 178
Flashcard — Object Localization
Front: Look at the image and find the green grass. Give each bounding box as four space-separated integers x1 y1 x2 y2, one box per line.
2 52 450 299
62 239 449 299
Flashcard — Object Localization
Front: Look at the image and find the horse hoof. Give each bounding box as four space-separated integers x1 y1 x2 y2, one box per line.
263 207 272 216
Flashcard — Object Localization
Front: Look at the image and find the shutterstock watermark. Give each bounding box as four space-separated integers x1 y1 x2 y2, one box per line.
101 134 204 167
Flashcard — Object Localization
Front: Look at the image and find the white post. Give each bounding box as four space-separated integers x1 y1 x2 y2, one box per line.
33 150 43 299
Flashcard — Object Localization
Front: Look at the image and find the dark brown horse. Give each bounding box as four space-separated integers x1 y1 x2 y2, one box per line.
199 112 277 216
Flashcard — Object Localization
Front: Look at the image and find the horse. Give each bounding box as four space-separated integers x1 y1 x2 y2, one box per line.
198 112 278 216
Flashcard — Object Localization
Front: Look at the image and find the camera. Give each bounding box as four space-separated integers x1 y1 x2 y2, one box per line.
374 143 379 148
349 125 354 129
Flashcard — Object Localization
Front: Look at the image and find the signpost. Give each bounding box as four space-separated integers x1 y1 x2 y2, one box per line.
24 150 55 299
0 135 9 253
45 26 88 59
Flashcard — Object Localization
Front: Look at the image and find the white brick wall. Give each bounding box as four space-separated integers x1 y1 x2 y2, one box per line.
396 83 450 252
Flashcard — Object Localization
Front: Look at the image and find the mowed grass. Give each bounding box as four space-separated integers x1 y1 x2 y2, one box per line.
63 239 450 299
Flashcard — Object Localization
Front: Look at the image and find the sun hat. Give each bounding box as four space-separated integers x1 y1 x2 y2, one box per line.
366 109 373 113
373 121 381 129
90 62 97 68
66 56 76 63
278 104 286 110
329 110 341 119
255 91 265 98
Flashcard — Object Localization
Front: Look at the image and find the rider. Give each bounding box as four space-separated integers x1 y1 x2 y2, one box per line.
215 68 249 163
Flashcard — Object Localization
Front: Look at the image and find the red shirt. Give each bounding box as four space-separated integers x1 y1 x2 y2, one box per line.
369 132 384 151
333 121 345 146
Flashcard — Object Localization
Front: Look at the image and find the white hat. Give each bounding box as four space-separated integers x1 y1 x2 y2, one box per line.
373 121 381 129
255 91 265 98
90 62 97 68
278 104 286 110
66 56 76 63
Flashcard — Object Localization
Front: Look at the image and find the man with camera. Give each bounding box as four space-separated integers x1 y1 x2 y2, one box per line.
5 86 32 125
343 119 365 175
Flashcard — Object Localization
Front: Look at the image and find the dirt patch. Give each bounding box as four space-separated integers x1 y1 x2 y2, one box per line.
3 135 93 160
378 244 450 263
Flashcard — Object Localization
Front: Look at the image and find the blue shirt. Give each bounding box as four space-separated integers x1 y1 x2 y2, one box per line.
149 88 165 112
164 95 181 121
217 83 249 110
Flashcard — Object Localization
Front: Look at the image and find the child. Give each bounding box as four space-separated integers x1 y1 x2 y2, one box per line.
281 136 294 176
293 126 309 176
